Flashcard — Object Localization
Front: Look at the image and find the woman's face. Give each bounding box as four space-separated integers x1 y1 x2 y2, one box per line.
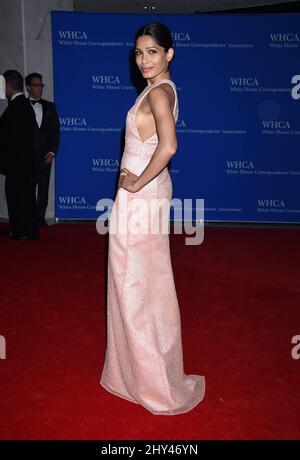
135 35 173 82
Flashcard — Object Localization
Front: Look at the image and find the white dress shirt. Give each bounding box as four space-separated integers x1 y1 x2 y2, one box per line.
30 98 43 128
30 98 55 157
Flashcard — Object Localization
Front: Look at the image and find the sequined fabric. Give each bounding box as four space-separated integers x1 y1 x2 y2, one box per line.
100 79 205 415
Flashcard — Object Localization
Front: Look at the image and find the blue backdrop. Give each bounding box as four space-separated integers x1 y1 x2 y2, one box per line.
51 12 300 222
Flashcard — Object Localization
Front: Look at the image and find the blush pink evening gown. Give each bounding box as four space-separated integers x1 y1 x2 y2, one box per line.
100 79 205 415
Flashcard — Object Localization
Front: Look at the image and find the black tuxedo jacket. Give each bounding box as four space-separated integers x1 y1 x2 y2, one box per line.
0 94 36 176
28 98 60 158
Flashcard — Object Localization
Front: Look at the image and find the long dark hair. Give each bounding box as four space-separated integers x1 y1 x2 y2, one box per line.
135 22 173 52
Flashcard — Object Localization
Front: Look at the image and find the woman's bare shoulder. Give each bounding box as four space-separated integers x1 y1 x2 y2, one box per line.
147 83 175 110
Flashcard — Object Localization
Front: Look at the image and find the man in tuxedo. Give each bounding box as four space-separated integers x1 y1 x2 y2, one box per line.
0 70 39 240
25 73 60 226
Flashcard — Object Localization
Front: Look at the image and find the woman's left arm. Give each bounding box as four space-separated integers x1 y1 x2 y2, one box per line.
122 85 177 193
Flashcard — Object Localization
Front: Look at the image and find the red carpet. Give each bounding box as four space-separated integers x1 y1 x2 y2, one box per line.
0 223 299 439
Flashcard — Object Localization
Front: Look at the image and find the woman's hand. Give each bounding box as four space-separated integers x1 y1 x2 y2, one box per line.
118 170 127 189
118 168 140 192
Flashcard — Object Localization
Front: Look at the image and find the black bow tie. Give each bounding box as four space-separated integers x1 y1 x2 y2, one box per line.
31 99 41 105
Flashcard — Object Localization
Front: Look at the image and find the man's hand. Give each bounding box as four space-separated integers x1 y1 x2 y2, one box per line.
44 152 55 165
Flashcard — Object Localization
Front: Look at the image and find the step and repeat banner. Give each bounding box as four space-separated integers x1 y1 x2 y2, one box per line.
51 12 300 222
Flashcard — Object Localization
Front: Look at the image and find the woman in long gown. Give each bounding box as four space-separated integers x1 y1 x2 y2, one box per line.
100 22 205 415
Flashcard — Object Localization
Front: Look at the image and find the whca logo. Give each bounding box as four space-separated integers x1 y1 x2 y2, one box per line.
171 32 191 41
92 75 121 84
226 161 254 169
270 33 299 42
58 30 87 39
92 159 119 167
262 121 291 129
59 196 86 204
59 118 87 127
257 199 285 208
230 77 259 86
